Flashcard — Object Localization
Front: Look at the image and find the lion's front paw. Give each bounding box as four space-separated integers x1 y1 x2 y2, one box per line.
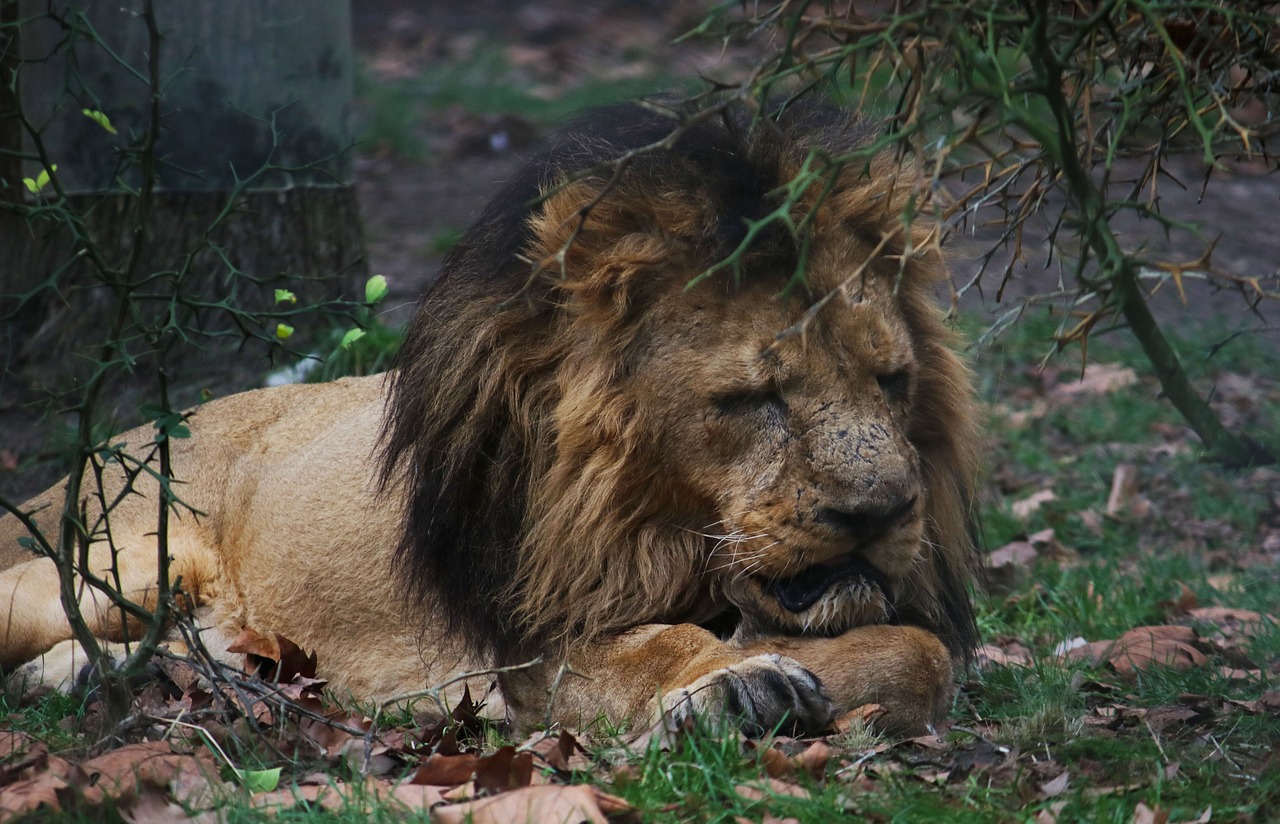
4 640 122 701
656 653 834 737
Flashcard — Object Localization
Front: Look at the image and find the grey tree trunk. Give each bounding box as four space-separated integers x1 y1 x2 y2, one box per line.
1 0 366 368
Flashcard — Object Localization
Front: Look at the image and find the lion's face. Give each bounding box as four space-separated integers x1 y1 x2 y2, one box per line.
632 264 927 639
388 102 980 664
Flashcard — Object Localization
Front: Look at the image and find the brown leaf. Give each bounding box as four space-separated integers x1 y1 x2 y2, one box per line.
1038 771 1070 799
409 753 485 787
81 742 218 802
387 781 448 811
1051 363 1137 399
226 628 317 682
734 777 812 803
472 746 533 795
792 741 830 780
526 730 589 773
1105 464 1150 520
988 540 1038 569
975 642 1033 669
1187 606 1275 640
0 450 17 472
1133 801 1170 824
1106 627 1208 675
1011 490 1056 521
430 784 622 824
0 733 48 789
834 703 886 733
758 746 795 780
0 770 79 821
227 626 279 659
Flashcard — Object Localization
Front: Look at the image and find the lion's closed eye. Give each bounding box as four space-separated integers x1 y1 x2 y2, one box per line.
711 387 787 417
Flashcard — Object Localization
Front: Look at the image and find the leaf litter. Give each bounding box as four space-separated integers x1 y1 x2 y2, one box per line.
3 371 1279 822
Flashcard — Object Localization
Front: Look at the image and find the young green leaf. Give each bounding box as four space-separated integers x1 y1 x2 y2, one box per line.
339 328 366 349
81 108 118 134
235 767 281 792
365 274 389 304
22 165 57 193
274 289 297 304
276 323 295 340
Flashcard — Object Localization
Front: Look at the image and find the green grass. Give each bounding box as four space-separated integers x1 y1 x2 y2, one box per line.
354 42 694 157
4 312 1276 821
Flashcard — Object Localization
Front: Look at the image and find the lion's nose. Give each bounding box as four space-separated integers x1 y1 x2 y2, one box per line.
815 495 917 541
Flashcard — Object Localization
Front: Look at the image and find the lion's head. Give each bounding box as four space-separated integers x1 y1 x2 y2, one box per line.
382 101 980 667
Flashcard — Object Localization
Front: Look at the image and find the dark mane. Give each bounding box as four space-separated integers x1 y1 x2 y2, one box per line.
377 99 976 667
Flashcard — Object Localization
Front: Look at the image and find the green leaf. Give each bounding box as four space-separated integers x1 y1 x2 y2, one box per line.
276 323 295 340
81 108 118 134
339 328 366 349
364 274 389 304
23 165 57 193
235 767 281 792
274 289 297 304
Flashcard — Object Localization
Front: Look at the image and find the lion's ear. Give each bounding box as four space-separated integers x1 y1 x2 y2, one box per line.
527 179 706 307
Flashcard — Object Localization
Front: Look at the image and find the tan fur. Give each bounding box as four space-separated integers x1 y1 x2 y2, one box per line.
1 109 980 736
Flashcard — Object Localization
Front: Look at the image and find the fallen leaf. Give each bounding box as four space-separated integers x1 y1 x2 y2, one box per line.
81 742 219 802
735 777 812 803
1012 490 1056 521
1133 801 1170 824
792 741 831 780
1105 463 1150 520
834 703 886 733
1051 363 1138 399
1105 627 1208 675
525 729 590 773
472 746 533 795
1187 606 1275 639
409 753 485 787
975 643 1033 669
431 784 623 824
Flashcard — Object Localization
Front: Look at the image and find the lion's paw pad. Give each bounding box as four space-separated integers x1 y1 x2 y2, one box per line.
659 653 833 737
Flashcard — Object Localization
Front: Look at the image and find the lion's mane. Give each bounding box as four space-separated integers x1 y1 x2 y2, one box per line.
380 101 980 667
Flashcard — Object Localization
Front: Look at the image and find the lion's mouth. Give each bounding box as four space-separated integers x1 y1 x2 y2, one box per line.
763 557 890 614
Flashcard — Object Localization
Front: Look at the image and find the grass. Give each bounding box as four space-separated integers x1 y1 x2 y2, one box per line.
354 41 694 158
2 314 1276 821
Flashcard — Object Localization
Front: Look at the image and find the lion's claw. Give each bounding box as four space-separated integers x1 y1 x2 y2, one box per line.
659 653 834 737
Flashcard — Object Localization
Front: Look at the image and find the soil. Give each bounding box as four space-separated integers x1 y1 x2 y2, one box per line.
2 2 1277 504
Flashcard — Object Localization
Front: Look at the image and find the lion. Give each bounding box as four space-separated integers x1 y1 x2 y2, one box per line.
0 100 980 737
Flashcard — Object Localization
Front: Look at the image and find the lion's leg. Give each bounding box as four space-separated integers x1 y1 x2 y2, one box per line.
738 625 954 736
503 623 952 737
0 519 217 689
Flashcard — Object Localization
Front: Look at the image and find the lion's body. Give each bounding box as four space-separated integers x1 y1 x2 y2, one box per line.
1 102 979 735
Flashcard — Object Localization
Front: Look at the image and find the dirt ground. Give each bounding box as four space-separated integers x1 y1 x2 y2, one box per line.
2 2 1278 504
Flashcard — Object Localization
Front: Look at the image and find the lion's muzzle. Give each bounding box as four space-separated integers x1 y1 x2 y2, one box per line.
763 556 891 614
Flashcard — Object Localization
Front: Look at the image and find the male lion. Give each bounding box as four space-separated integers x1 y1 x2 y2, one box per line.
0 101 980 736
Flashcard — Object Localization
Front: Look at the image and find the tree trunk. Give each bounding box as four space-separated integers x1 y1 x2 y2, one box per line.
2 0 366 371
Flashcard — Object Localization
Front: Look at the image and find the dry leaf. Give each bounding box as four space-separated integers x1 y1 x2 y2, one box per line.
834 703 886 733
1187 607 1274 639
1133 801 1170 824
1012 490 1056 520
792 741 830 780
976 643 1032 669
81 742 219 802
1051 363 1138 398
1107 627 1208 675
471 746 533 795
1105 464 1151 521
431 784 623 824
409 753 485 787
735 777 812 803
